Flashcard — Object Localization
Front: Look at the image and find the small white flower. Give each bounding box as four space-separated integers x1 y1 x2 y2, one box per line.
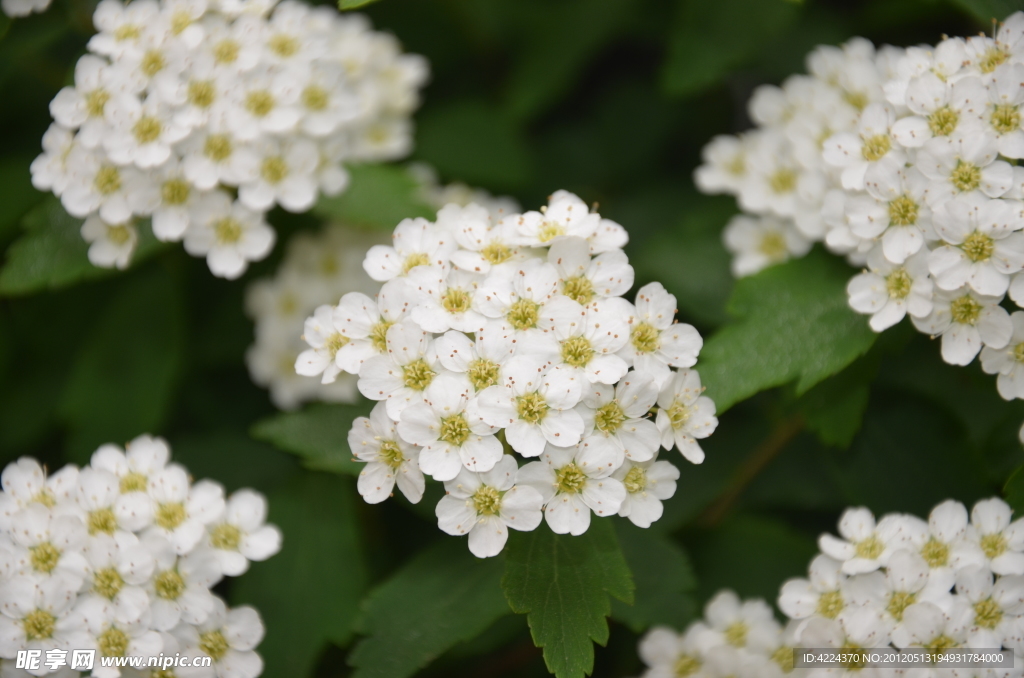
620 283 703 388
917 132 1015 207
699 590 780 652
434 456 544 558
61 148 157 223
405 266 488 334
515 443 625 536
329 282 414 375
79 532 154 625
171 598 264 678
0 573 88 664
8 505 89 584
611 456 678 529
818 507 911 575
778 554 853 620
723 214 811 278
655 369 717 464
204 490 282 576
954 564 1024 649
145 468 225 555
854 164 932 265
183 191 275 279
911 286 1013 366
362 218 456 282
514 190 600 247
433 326 515 394
104 96 190 169
546 236 634 305
473 258 584 341
295 304 350 384
81 217 138 270
356 320 442 420
981 310 1024 400
848 248 933 332
237 137 319 213
349 402 424 504
966 498 1024 575
577 370 660 464
636 625 710 678
823 103 905 190
144 535 219 630
694 134 753 195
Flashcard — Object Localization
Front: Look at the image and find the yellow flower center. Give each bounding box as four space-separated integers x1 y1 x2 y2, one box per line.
560 336 594 368
861 134 891 162
562 276 594 305
724 621 748 647
950 294 983 326
771 646 795 673
94 567 125 599
155 502 186 530
214 217 244 245
962 231 994 262
326 332 349 358
769 167 797 194
141 50 165 78
979 46 1009 74
88 508 118 535
844 90 869 111
210 523 242 550
515 391 548 424
759 231 788 259
204 134 233 162
889 195 919 226
378 440 405 469
507 298 540 331
261 156 288 184
86 89 110 118
402 358 435 391
442 288 472 315
538 221 565 242
94 166 122 195
402 252 431 273
886 268 912 299
162 178 190 206
268 33 299 57
991 104 1021 135
974 597 1003 629
595 401 626 435
99 627 130 657
855 535 884 559
467 359 500 391
200 630 229 662
32 489 55 507
107 224 132 246
921 537 949 567
132 116 162 144
1013 342 1024 363
631 322 660 355
981 532 1008 559
951 160 982 192
114 24 140 41
439 413 471 446
369 320 392 353
23 610 56 641
154 569 186 600
816 590 843 619
667 401 690 430
472 486 501 516
245 90 276 118
929 107 959 137
623 466 646 493
170 9 192 34
120 472 148 493
30 542 61 573
301 85 329 111
482 242 513 265
188 80 216 109
674 654 702 677
555 462 587 494
213 39 240 64
886 590 916 621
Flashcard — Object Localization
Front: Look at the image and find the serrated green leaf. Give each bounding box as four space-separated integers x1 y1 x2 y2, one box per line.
58 268 184 461
251 402 371 476
1006 465 1024 517
697 249 877 413
348 539 510 678
662 0 801 98
234 472 367 677
0 198 167 296
948 0 1021 24
502 519 634 678
611 522 696 632
339 0 380 9
313 164 435 230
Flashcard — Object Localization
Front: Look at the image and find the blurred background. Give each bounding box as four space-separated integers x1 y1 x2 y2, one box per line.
1 0 1022 676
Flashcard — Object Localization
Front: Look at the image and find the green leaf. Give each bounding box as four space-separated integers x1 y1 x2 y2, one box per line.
339 0 380 8
0 198 167 296
697 249 877 413
171 429 299 493
948 0 1022 24
662 0 801 97
58 267 184 460
415 100 533 190
502 519 634 678
1006 465 1024 517
611 522 696 632
313 164 435 230
348 539 510 678
0 155 42 241
234 472 367 677
251 402 371 476
796 353 878 449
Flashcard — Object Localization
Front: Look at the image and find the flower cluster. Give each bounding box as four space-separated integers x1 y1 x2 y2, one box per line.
0 435 281 677
29 0 427 279
634 497 1024 678
697 14 1024 409
295 189 718 557
245 168 519 410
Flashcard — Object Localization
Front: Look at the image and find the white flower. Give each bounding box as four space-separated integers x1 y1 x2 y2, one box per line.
473 258 584 341
172 598 263 678
8 505 89 584
89 434 171 527
966 498 1024 576
1 0 50 16
0 574 88 667
546 236 634 306
362 218 456 282
514 190 600 247
854 164 932 265
848 248 933 331
515 443 625 535
329 282 414 375
723 214 811 278
62 148 157 223
397 372 502 481
778 554 853 620
0 459 78 528
30 125 77 196
577 371 660 464
183 191 275 279
954 564 1024 648
79 532 154 625
75 467 152 534
405 266 488 334
655 369 717 464
981 311 1024 400
474 357 584 457
434 326 515 394
620 283 703 388
929 195 1024 296
356 320 442 420
349 402 424 504
145 468 224 555
237 137 319 212
611 457 678 529
74 597 163 678
434 456 544 558
204 490 281 576
81 217 138 270
798 605 892 660
144 535 219 630
295 304 349 384
699 590 780 652
636 625 710 678
889 72 978 147
896 601 968 653
694 134 753 195
897 500 985 580
823 103 905 190
179 129 259 191
105 97 190 169
917 132 1015 207
911 286 1012 366
818 507 910 575
448 206 526 275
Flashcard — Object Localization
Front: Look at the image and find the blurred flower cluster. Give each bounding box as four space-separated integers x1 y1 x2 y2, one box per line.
0 435 281 677
634 497 1024 678
698 14 1024 409
295 189 717 557
29 0 427 278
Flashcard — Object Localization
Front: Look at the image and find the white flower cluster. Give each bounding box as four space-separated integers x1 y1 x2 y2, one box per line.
29 0 427 279
697 14 1024 406
2 0 49 19
245 169 519 410
294 190 719 557
634 497 1024 678
0 435 282 678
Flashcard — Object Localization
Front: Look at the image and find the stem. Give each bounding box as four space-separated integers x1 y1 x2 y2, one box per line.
695 414 804 528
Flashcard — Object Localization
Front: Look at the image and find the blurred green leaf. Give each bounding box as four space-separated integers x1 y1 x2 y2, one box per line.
171 429 299 493
251 402 371 476
796 354 878 449
0 155 41 241
662 0 801 97
314 164 435 230
234 472 367 677
686 513 817 603
0 198 166 296
58 267 184 460
349 539 510 678
1006 465 1024 516
340 0 381 9
502 520 634 678
948 0 1021 23
611 523 696 632
503 0 633 121
415 100 533 190
698 249 877 413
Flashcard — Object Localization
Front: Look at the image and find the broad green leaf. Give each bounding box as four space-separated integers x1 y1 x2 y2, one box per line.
503 0 633 121
1006 465 1024 517
949 0 1021 24
251 402 371 476
502 519 634 678
611 523 696 632
796 353 878 449
0 198 166 296
662 0 801 98
313 164 435 230
0 155 41 241
687 514 817 603
415 100 533 190
697 249 877 413
348 539 510 678
339 0 381 8
171 429 299 493
234 472 367 677
58 268 184 460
